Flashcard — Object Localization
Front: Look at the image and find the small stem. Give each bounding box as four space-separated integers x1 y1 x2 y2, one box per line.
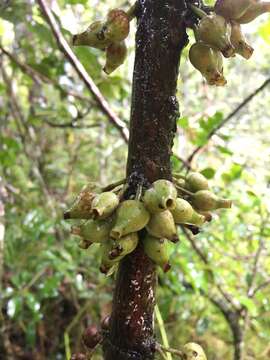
127 2 138 21
188 4 208 18
135 183 143 201
192 25 200 42
64 332 71 360
117 182 129 200
85 338 103 359
175 185 194 197
156 344 169 360
155 305 172 360
202 6 215 13
102 178 126 192
159 344 184 359
172 173 186 180
111 184 123 194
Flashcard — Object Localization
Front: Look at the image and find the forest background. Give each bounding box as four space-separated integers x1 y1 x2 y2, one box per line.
0 0 270 359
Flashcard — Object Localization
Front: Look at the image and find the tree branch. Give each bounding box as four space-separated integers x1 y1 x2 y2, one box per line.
182 227 241 312
247 215 268 298
43 119 100 129
37 0 129 143
0 45 93 104
251 278 270 296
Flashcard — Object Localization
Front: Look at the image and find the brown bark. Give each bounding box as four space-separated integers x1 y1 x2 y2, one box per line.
103 1 188 359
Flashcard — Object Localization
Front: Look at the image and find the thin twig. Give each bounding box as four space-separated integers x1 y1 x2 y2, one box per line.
247 215 268 298
0 45 92 104
251 278 270 296
175 185 193 197
172 153 193 170
37 0 129 143
101 178 126 192
1 62 57 215
182 227 241 311
43 119 100 129
186 77 270 164
155 305 172 360
156 345 170 360
159 344 184 359
127 2 139 20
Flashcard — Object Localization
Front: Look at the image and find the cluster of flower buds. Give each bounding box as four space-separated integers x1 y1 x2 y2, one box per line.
73 8 132 74
64 173 231 275
64 181 147 274
189 0 270 86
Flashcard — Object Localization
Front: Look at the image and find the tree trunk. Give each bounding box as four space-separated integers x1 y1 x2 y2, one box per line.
103 1 188 359
232 325 245 360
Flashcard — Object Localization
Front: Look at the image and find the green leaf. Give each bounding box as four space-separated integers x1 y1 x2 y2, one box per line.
238 296 257 315
177 116 189 129
201 167 215 179
217 146 233 156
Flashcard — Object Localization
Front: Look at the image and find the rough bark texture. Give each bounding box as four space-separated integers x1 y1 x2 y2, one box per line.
103 1 188 359
232 325 244 360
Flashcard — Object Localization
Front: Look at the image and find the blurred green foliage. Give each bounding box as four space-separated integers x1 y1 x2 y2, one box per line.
0 0 270 359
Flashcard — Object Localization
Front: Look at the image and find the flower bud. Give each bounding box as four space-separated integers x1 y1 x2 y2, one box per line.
214 0 253 20
191 190 232 211
237 1 270 23
198 211 213 222
104 9 130 42
71 217 113 243
143 180 177 213
195 14 235 57
110 200 150 239
72 21 111 50
71 354 87 360
101 315 110 330
184 224 201 235
185 172 209 192
230 22 254 59
109 232 139 259
189 42 227 86
143 235 171 272
91 191 119 220
78 239 92 249
146 210 179 243
64 183 98 220
82 325 102 349
183 342 207 360
171 198 205 226
104 41 127 75
99 241 120 275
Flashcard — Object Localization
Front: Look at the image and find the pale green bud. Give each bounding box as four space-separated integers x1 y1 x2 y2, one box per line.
91 191 119 220
109 232 139 259
146 210 179 243
110 200 150 239
231 22 254 59
171 198 205 226
195 14 235 57
71 217 113 243
143 180 177 213
191 190 232 211
64 183 99 220
189 42 227 86
142 235 171 272
183 343 207 360
185 172 209 192
104 41 127 75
